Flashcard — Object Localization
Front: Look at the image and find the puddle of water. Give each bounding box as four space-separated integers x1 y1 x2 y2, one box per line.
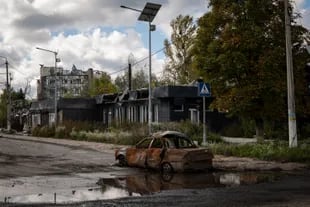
96 172 281 195
5 186 140 204
0 172 282 204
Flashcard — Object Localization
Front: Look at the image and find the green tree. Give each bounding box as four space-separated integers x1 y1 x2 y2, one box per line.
0 88 29 129
89 72 117 96
0 91 7 127
193 0 310 137
115 68 159 92
163 14 197 85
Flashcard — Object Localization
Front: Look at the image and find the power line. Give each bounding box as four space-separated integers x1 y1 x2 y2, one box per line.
7 61 28 77
108 46 166 76
1 45 168 84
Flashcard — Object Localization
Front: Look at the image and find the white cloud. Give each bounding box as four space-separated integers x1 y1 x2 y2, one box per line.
0 0 209 99
293 0 310 29
0 0 309 99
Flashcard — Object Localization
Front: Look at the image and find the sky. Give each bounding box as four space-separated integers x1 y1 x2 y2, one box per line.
0 0 309 99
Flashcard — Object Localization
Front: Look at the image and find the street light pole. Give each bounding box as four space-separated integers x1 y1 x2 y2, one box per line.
120 2 161 135
148 20 152 135
0 56 11 131
36 47 59 127
284 0 297 147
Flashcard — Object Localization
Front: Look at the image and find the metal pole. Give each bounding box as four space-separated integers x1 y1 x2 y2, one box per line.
54 53 58 127
284 0 297 147
5 59 11 131
36 47 58 128
0 56 10 131
202 96 206 146
148 21 152 135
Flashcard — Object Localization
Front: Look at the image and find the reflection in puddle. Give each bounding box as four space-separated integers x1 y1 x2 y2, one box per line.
6 186 140 204
97 172 281 196
2 172 281 204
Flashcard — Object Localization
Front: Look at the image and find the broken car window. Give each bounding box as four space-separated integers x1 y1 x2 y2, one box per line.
136 138 152 148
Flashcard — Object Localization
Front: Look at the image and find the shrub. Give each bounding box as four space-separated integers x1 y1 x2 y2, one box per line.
209 141 310 163
31 125 55 137
221 122 244 137
55 126 67 138
300 123 310 139
70 129 88 141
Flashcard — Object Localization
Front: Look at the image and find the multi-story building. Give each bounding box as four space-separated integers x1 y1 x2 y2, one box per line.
37 65 93 100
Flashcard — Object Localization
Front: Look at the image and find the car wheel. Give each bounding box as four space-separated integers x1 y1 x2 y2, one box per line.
161 172 174 182
117 155 126 166
161 162 173 173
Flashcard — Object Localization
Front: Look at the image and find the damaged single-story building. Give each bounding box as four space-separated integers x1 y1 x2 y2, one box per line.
30 85 231 132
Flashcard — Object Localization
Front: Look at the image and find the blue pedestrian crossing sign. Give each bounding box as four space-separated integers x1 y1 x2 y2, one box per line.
198 82 211 97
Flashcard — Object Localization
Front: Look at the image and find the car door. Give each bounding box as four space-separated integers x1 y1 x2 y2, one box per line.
126 138 152 167
146 138 165 169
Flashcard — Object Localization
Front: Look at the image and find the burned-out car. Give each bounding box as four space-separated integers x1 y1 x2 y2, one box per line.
115 131 213 173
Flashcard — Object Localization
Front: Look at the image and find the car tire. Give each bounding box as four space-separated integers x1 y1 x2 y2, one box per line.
117 155 127 166
161 172 174 182
161 162 173 173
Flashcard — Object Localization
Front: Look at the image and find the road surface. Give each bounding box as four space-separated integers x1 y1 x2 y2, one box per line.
0 134 310 207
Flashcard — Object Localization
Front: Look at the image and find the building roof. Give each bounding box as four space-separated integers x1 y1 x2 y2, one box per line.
153 85 199 98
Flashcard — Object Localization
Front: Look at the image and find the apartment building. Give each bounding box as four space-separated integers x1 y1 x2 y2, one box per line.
37 65 93 100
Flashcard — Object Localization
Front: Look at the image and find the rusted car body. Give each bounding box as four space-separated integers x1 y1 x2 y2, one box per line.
115 131 213 173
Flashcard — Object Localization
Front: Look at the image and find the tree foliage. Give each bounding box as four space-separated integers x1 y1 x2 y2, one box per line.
163 14 197 85
0 91 6 127
115 68 159 92
0 88 28 128
193 0 310 126
89 72 117 96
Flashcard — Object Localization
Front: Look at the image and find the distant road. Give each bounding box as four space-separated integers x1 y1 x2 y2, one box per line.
221 136 257 144
0 134 116 178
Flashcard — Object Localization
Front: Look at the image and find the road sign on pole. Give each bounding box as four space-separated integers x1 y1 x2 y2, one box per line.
198 82 211 146
198 82 211 97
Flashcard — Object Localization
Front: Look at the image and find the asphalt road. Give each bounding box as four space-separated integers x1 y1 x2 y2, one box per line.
1 134 310 207
0 136 116 178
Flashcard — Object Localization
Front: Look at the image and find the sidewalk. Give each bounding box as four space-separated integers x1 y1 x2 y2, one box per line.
221 136 257 144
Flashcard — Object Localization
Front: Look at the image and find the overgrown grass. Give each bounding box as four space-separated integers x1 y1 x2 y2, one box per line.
69 129 143 145
209 140 310 163
30 120 310 163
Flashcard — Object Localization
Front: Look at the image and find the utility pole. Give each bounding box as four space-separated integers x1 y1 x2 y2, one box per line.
284 0 297 147
0 56 11 131
5 60 11 131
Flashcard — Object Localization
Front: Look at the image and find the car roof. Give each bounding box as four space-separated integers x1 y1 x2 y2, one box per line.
152 131 188 139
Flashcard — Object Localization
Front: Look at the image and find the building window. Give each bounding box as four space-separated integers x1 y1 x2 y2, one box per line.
32 114 41 127
189 108 200 124
115 108 121 122
139 105 144 123
49 113 55 126
154 104 159 123
173 104 184 112
103 111 106 124
127 106 136 122
140 105 148 123
108 111 112 125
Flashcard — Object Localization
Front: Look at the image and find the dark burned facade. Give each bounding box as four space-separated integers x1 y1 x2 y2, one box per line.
30 85 223 129
96 86 207 125
30 98 99 127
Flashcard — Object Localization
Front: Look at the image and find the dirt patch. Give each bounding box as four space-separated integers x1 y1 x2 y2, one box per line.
213 155 308 171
